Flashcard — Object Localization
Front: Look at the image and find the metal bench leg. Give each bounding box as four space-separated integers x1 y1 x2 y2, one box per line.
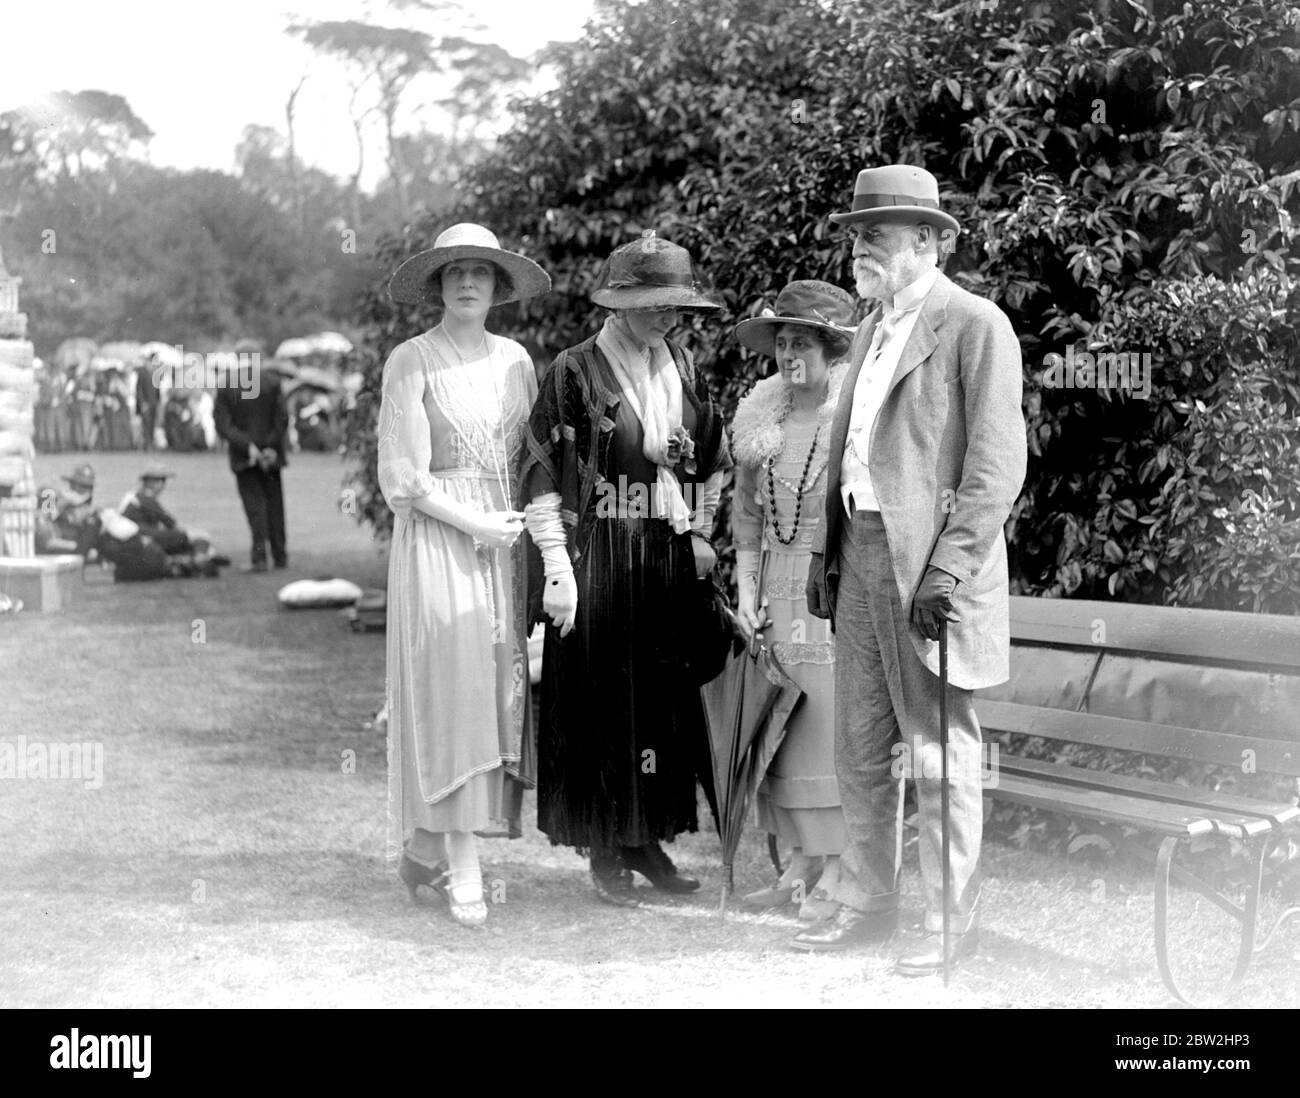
1154 835 1267 1006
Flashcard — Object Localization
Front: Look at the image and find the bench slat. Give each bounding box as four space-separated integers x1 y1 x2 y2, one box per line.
1009 596 1300 671
986 773 1232 837
976 699 1300 776
998 757 1296 835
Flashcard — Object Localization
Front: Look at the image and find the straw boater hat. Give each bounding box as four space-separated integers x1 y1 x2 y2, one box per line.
139 464 174 482
734 280 857 357
388 223 551 307
590 235 721 310
829 164 960 237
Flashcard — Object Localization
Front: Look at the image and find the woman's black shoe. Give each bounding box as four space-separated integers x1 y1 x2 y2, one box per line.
590 850 640 907
621 842 700 893
398 854 449 902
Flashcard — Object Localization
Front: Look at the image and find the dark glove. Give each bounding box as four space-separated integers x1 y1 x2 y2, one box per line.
806 552 830 620
911 565 959 641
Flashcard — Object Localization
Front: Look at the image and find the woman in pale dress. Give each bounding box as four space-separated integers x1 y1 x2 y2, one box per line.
730 280 855 921
378 223 550 927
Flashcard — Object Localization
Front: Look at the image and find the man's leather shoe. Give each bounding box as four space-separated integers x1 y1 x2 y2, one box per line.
790 905 898 952
241 561 269 574
895 928 980 976
621 842 699 893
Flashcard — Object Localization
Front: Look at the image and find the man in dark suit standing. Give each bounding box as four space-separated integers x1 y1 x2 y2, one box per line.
214 351 290 573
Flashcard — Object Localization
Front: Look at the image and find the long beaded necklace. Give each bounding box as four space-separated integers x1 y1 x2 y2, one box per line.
766 421 822 545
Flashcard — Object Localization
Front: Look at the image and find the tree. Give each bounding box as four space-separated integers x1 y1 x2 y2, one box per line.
2 90 152 181
289 17 440 226
289 2 534 229
346 0 1300 615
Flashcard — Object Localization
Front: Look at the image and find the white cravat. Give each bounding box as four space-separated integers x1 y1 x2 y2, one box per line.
840 267 939 515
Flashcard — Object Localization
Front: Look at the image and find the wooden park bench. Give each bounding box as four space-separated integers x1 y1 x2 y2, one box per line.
975 596 1300 1004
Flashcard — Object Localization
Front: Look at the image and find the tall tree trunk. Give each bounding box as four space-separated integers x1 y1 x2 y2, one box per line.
285 75 308 236
347 86 367 235
382 98 409 226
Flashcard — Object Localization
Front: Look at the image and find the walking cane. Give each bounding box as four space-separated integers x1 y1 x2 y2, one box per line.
939 619 951 988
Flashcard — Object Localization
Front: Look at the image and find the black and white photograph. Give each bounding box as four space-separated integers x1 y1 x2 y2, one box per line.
1 0 1298 1055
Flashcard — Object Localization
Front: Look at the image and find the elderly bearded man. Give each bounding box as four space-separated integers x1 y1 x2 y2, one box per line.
796 165 1026 974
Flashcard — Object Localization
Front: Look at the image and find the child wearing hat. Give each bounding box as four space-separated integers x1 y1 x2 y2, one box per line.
35 463 99 555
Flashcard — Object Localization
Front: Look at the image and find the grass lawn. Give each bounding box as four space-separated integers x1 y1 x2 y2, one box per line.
2 450 1297 1008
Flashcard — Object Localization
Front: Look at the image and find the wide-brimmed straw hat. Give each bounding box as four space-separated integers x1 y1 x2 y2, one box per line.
734 280 857 356
829 164 960 237
590 234 721 310
388 223 551 307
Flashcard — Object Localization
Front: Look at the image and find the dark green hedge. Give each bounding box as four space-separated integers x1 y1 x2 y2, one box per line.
344 0 1300 613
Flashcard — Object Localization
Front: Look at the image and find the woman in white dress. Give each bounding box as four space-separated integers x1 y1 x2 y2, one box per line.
379 223 550 927
730 280 856 921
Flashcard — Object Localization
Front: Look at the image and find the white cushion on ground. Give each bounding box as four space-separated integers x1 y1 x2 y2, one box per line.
277 577 364 608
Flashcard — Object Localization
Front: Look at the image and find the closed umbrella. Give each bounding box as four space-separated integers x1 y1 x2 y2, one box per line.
701 622 805 912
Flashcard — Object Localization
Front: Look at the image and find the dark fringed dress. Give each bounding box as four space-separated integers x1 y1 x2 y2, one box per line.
518 333 731 855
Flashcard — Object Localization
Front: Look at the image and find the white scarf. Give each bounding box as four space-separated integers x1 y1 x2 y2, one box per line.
596 315 692 533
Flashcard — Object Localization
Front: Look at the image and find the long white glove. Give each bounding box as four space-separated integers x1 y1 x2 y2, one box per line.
734 548 767 638
526 492 577 636
411 487 524 549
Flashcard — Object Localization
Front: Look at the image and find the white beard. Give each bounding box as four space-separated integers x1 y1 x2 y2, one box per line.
854 266 884 301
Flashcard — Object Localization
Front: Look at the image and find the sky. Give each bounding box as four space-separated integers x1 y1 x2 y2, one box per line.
1 0 597 189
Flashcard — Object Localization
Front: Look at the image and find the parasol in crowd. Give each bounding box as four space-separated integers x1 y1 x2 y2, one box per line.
98 341 145 366
307 330 353 355
54 337 98 371
140 341 184 367
273 337 314 360
702 616 806 912
284 365 343 395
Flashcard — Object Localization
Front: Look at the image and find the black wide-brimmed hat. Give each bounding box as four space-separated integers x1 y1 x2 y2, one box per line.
734 280 857 356
388 223 552 307
590 234 721 310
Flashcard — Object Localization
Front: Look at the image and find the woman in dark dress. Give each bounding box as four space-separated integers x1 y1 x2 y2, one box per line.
519 236 731 905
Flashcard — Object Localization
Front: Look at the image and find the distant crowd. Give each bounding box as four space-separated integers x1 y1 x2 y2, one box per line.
34 354 215 454
34 350 359 456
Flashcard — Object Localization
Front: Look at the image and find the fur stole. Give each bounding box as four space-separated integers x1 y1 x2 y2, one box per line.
730 363 848 468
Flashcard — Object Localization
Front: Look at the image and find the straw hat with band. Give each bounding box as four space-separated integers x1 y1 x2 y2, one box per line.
139 464 175 482
388 223 551 307
829 164 960 238
590 235 721 311
734 280 857 358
